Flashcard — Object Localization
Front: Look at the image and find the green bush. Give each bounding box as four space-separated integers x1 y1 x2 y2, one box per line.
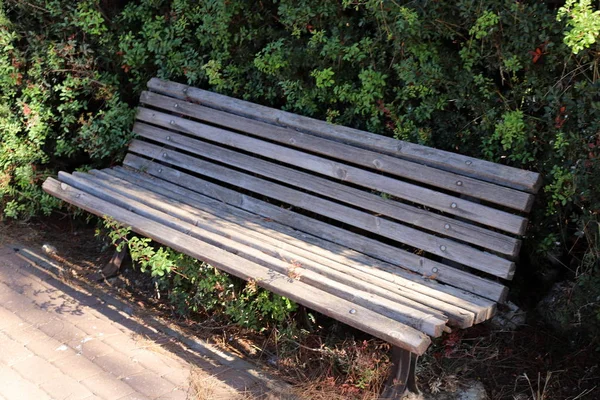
103 218 298 331
0 0 134 219
112 0 600 271
2 0 600 331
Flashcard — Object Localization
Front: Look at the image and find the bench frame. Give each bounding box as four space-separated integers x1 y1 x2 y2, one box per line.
44 78 541 397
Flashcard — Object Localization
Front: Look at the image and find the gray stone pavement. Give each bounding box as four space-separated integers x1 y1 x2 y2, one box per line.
0 244 287 400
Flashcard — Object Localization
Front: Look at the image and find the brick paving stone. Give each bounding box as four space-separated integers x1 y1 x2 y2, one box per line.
0 365 52 400
115 394 152 400
53 354 105 382
0 331 34 366
161 368 191 389
93 351 145 378
0 306 29 332
25 333 78 362
79 337 117 359
154 388 189 400
103 333 145 358
12 355 65 385
131 350 185 378
0 245 276 400
121 371 176 398
1 292 39 315
7 321 56 346
17 303 59 327
88 305 131 325
81 371 136 399
41 374 94 400
74 313 126 339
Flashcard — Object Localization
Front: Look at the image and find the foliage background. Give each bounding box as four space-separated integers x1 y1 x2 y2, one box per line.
1 0 599 342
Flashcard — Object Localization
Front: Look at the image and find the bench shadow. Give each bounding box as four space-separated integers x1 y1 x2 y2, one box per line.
2 245 295 400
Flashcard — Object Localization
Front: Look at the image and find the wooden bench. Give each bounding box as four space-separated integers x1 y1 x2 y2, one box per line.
43 78 541 396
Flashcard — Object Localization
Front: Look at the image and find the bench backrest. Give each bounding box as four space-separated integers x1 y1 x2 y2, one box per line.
125 78 541 305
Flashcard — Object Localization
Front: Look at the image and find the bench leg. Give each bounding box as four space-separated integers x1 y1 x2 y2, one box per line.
89 241 129 281
381 347 419 398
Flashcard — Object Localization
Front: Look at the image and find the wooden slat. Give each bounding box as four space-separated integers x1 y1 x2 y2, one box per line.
108 164 496 321
132 122 520 257
108 167 495 320
127 139 516 279
123 153 509 303
141 90 535 212
135 110 528 236
87 168 477 328
147 78 542 193
43 178 431 354
57 172 449 337
72 170 459 332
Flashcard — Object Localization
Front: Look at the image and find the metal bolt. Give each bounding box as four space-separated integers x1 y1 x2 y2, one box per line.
349 309 356 314
451 202 457 208
169 120 175 125
174 103 179 108
432 267 438 273
182 87 188 94
456 181 463 186
465 160 472 165
163 152 167 158
444 224 450 230
158 168 162 173
440 245 447 251
76 194 81 198
166 136 171 141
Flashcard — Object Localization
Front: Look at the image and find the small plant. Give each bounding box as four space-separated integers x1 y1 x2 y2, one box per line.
101 217 298 331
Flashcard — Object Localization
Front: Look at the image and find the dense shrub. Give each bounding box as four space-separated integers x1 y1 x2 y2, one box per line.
0 0 135 219
1 0 600 330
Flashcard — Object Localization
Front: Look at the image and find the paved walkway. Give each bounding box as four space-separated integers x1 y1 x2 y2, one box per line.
0 244 282 400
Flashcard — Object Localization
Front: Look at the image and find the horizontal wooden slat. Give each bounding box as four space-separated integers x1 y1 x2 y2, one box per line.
140 91 535 212
135 109 528 236
123 153 508 303
71 170 456 333
127 139 516 279
108 166 496 321
109 163 497 320
147 78 542 193
88 168 479 328
45 176 440 347
131 122 519 257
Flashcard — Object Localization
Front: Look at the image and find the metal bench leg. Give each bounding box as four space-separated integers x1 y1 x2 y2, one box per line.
89 240 129 281
381 347 419 398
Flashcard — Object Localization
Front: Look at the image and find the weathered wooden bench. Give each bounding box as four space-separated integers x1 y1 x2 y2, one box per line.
43 78 540 396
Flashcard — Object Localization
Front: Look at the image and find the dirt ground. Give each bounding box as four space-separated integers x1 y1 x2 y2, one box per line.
0 215 598 400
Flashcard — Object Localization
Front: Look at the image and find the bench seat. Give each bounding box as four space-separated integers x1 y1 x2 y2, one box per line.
43 78 540 361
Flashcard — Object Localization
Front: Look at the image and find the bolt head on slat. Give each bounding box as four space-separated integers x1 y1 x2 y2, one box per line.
440 245 447 251
432 267 438 273
166 136 171 141
444 224 450 229
465 160 472 165
174 103 179 108
169 120 175 125
158 168 162 173
163 153 168 158
349 309 356 314
182 87 188 94
451 202 457 208
456 181 463 186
